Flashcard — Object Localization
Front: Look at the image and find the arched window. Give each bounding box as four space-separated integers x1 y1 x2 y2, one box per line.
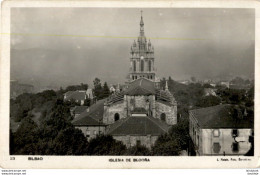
141 60 144 72
114 113 120 121
160 113 166 121
148 60 152 72
133 60 136 72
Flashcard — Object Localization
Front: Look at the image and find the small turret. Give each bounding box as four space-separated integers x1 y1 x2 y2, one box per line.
165 80 168 91
133 40 137 47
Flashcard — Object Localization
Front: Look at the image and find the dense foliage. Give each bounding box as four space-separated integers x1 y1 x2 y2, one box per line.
10 98 89 155
93 78 111 100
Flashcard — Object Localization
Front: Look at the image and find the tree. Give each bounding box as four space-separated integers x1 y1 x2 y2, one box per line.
52 128 88 155
102 82 110 98
195 95 221 108
84 97 91 107
152 115 190 156
152 134 182 156
86 135 126 155
191 76 196 82
125 145 151 155
203 83 213 88
12 116 38 154
93 78 103 100
80 83 88 90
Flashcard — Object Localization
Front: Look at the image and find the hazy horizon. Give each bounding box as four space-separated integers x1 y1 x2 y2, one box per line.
11 8 255 88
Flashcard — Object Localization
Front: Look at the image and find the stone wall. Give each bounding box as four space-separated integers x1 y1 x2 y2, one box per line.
103 101 127 125
155 101 177 125
75 126 106 141
201 129 252 156
125 95 156 117
113 135 159 149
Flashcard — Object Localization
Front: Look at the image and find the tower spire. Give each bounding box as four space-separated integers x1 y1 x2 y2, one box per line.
140 10 144 36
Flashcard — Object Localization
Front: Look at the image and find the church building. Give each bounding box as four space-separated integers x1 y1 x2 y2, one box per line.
72 12 177 148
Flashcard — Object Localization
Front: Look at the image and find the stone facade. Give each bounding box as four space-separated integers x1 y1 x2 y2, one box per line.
103 100 127 125
156 101 177 125
76 126 106 141
128 13 157 82
113 135 159 149
103 93 177 126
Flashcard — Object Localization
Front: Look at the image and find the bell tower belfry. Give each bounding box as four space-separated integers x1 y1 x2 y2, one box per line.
128 11 156 82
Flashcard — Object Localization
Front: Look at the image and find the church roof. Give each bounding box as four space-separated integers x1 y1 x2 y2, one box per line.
72 99 106 126
107 116 170 136
190 104 253 129
106 91 124 104
125 78 156 96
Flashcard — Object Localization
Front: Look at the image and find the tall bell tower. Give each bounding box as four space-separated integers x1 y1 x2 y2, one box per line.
128 11 156 82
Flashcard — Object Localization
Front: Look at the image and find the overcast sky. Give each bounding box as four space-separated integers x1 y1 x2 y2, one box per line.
11 8 254 88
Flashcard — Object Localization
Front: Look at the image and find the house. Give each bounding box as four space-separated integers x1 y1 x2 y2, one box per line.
72 99 107 141
109 85 116 93
189 104 253 156
64 89 93 105
219 81 230 88
204 88 217 96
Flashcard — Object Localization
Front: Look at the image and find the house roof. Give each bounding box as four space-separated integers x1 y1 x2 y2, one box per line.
107 116 170 136
189 104 253 129
72 115 104 126
71 106 89 114
72 99 106 126
125 78 156 96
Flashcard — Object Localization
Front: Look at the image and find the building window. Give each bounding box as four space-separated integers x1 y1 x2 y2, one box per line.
197 135 199 147
232 129 239 137
148 60 152 72
232 142 239 152
160 113 166 121
133 60 136 72
141 60 144 72
94 130 97 135
213 129 220 137
114 113 120 121
136 140 141 146
86 130 90 138
213 142 221 153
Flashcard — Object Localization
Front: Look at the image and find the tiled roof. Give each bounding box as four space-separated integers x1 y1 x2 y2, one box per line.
156 90 174 104
72 99 106 126
72 115 104 126
190 104 253 129
71 106 89 114
125 78 156 96
106 92 124 104
107 116 170 136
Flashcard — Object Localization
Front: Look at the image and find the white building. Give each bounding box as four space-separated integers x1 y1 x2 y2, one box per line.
189 104 253 156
